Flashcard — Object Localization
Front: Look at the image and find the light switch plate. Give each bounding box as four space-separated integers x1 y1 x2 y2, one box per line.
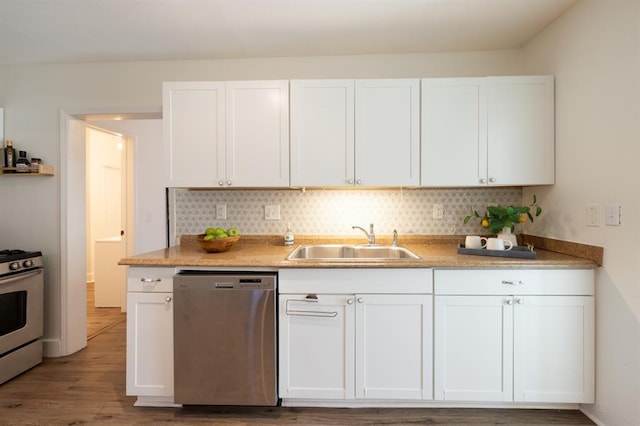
216 204 227 220
605 204 621 226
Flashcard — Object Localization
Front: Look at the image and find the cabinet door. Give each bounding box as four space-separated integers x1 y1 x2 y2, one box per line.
126 292 173 397
421 78 487 187
355 79 420 187
355 294 432 400
163 81 225 187
434 295 513 402
290 80 355 187
513 295 594 403
487 76 555 186
278 294 355 399
225 80 290 187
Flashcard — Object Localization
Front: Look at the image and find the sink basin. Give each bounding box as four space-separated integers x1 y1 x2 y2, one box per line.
286 244 421 261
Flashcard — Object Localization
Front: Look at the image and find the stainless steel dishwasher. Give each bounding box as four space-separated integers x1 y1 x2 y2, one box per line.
173 271 277 406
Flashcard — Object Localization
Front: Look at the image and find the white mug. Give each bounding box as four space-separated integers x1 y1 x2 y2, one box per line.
487 238 513 251
465 235 488 249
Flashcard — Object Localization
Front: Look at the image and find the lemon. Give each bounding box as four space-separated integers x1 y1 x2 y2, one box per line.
519 215 527 223
481 219 489 228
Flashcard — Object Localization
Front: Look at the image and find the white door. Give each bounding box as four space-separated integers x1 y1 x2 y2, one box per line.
487 76 555 186
290 80 355 187
126 292 174 397
421 78 487 187
434 295 513 402
355 294 432 400
163 81 225 187
278 294 355 399
513 295 595 403
355 79 420 187
225 80 290 187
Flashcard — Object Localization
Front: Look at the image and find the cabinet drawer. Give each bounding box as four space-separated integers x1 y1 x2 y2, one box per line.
434 269 594 295
279 268 433 294
127 267 176 292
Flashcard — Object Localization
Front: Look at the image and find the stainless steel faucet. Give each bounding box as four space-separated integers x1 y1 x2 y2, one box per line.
352 223 376 245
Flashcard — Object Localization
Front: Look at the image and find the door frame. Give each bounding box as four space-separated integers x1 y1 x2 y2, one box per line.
60 108 160 356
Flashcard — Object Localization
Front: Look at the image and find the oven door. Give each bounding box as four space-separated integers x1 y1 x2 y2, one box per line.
0 269 44 355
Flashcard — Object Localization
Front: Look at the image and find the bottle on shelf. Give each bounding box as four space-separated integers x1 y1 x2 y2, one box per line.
16 150 30 173
4 140 16 171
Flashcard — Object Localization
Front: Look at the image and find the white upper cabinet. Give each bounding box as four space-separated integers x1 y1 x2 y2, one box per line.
421 76 554 187
163 82 226 188
291 79 420 187
163 80 289 188
290 80 355 187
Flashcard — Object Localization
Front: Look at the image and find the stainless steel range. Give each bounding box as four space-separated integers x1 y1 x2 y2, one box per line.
0 249 44 385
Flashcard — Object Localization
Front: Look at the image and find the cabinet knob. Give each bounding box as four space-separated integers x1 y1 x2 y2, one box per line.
226 180 232 186
489 177 496 183
218 180 224 186
165 296 172 303
479 178 486 184
347 299 354 305
505 299 513 305
347 179 354 184
356 179 362 185
516 298 524 304
357 297 364 304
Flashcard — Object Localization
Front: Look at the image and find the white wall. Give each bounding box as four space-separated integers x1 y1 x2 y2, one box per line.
522 1 640 425
0 51 525 355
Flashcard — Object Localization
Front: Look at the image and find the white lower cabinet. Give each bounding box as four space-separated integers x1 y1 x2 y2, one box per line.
433 269 595 404
278 268 433 401
126 267 175 401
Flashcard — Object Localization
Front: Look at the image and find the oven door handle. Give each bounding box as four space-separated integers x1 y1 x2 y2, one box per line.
0 269 43 285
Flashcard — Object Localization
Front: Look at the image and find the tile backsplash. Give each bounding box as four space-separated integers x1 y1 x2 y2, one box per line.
172 187 523 239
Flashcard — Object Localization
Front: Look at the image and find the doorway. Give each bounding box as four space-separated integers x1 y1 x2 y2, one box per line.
60 110 163 356
85 125 129 339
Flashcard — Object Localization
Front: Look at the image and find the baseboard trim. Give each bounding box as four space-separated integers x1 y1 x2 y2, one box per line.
43 338 62 358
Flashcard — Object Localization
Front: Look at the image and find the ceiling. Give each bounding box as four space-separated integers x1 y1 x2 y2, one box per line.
0 0 577 65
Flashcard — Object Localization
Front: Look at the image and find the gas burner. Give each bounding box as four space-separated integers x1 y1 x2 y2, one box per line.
0 249 28 257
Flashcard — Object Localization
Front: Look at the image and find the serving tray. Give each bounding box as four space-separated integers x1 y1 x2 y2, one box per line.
457 244 537 259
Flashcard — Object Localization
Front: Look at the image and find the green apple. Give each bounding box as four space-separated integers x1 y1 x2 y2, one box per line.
227 227 239 236
205 227 216 235
215 232 229 239
203 234 215 241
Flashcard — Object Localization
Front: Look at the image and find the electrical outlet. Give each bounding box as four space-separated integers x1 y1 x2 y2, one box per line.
432 204 444 219
586 204 600 227
216 204 227 220
264 205 280 221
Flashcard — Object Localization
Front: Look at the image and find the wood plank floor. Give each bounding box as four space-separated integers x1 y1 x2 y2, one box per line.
86 282 127 340
0 292 596 425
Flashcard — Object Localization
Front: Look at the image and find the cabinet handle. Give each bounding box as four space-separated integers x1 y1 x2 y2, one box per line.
140 278 161 283
501 280 524 285
347 299 354 305
165 296 172 303
505 299 513 305
285 299 337 318
357 297 364 304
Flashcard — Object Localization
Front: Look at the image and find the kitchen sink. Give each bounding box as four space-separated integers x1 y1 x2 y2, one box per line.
286 244 421 261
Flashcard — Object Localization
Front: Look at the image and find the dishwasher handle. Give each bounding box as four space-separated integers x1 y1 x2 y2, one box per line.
285 298 338 318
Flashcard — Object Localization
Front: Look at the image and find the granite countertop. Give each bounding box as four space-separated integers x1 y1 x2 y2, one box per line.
119 235 599 269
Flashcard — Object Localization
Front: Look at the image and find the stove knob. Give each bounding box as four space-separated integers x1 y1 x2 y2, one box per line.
9 262 20 271
23 259 34 268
